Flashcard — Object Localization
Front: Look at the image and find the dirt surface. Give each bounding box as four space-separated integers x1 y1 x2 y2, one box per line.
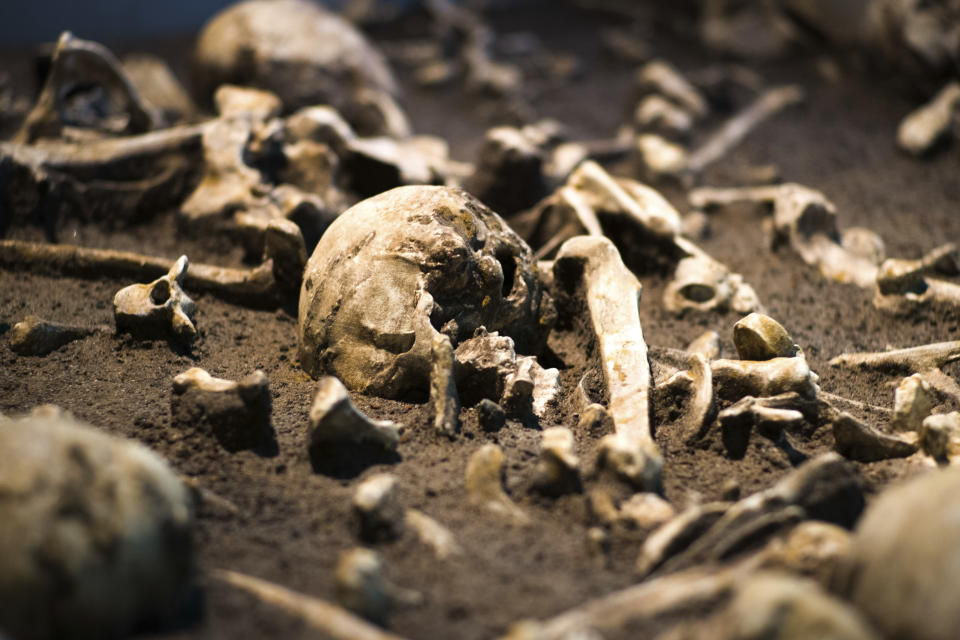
2 2 960 639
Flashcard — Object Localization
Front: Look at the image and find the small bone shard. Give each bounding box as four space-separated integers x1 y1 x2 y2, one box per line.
829 341 960 374
897 81 960 155
688 330 721 360
533 427 581 497
919 412 960 464
430 334 461 437
554 235 662 491
0 239 282 308
733 313 798 361
634 60 709 120
353 473 404 543
15 32 160 144
465 444 528 525
114 255 198 344
830 410 917 462
309 377 401 452
404 509 462 559
8 315 106 356
891 373 934 432
171 367 274 452
214 569 411 640
718 395 805 458
334 548 420 626
634 95 695 140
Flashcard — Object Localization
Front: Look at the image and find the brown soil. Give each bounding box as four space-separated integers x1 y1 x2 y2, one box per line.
2 3 960 639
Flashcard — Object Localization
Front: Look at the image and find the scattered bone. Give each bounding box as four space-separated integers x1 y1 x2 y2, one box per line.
465 126 547 216
171 367 273 452
16 32 159 144
214 569 410 640
577 403 614 438
664 254 761 314
618 493 677 530
874 244 960 313
8 315 107 356
718 395 805 458
831 411 917 462
465 444 528 525
533 427 581 497
685 85 805 176
334 549 395 626
636 133 690 178
121 53 196 125
637 502 731 576
114 255 198 344
404 510 462 559
554 236 662 490
681 209 711 240
829 341 960 374
842 227 887 267
501 356 536 417
430 334 461 438
476 399 506 432
634 60 709 119
733 313 799 361
688 330 721 360
667 353 715 443
353 474 404 543
712 356 820 401
194 0 399 129
917 368 960 404
308 377 401 452
891 373 934 432
919 412 960 464
0 240 282 308
298 186 554 400
634 95 694 140
897 81 960 155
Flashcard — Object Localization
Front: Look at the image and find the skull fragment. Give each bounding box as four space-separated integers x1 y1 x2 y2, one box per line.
298 186 554 399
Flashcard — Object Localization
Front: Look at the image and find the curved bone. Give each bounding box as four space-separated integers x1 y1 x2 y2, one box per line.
113 255 197 343
309 377 400 452
663 254 760 314
733 313 798 361
554 235 662 490
465 444 528 525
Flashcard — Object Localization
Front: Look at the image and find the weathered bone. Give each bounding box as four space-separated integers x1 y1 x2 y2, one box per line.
171 367 272 451
352 473 404 543
465 126 547 216
465 444 529 525
0 239 281 308
634 95 695 140
897 81 960 155
666 353 715 443
214 569 410 640
308 377 401 452
830 411 917 462
113 255 197 343
429 334 461 437
637 502 731 576
404 510 462 559
16 32 160 144
634 60 709 119
919 412 960 463
533 427 581 497
664 254 760 314
874 244 960 313
476 398 506 432
829 341 960 373
718 395 805 458
635 133 690 179
891 373 934 432
121 53 196 126
733 313 799 361
554 235 662 490
8 315 108 356
688 330 721 360
712 355 820 401
334 548 420 626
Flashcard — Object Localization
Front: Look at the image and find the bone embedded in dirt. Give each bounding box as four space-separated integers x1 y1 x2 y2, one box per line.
171 367 273 452
712 355 820 401
897 81 960 155
664 254 761 314
554 235 662 491
430 333 461 437
618 492 677 531
298 186 553 400
114 254 198 344
533 427 581 497
334 548 396 626
919 412 960 464
829 341 960 373
465 126 547 216
688 330 721 360
718 395 805 458
891 373 934 432
476 398 506 432
830 410 917 462
8 315 106 356
404 509 462 560
733 313 799 361
875 243 959 295
465 443 529 525
353 473 404 543
671 353 715 443
309 377 401 452
0 407 194 640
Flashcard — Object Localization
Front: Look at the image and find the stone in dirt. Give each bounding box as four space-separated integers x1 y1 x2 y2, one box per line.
0 406 195 640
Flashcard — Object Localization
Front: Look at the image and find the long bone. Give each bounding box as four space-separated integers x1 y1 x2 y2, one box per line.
554 235 662 491
0 239 281 308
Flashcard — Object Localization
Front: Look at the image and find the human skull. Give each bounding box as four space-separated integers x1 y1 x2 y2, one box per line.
298 185 554 399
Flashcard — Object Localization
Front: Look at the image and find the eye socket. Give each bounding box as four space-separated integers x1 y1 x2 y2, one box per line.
496 249 516 297
150 279 171 305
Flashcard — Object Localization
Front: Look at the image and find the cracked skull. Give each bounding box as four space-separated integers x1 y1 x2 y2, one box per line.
298 185 554 399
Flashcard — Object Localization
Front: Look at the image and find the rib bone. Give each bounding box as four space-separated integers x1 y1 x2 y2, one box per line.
554 235 662 490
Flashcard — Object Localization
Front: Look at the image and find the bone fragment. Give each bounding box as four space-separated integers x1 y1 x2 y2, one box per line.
671 354 715 443
533 427 581 497
618 493 677 530
465 444 528 525
577 403 614 438
712 356 820 401
114 255 197 343
687 330 721 360
733 313 799 361
404 510 462 559
891 373 934 432
214 569 410 640
634 95 695 140
718 395 805 458
897 81 960 155
554 235 662 490
309 377 401 452
476 399 506 432
353 473 404 543
829 341 960 374
919 412 960 463
664 254 760 314
831 411 917 462
875 243 958 295
634 60 709 119
8 315 107 356
637 502 731 576
430 334 461 437
0 239 281 308
121 53 196 125
636 133 690 178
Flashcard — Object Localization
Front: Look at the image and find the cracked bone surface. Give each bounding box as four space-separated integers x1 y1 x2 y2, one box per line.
897 81 960 155
0 407 195 640
554 235 662 490
15 32 159 144
308 377 401 452
298 186 554 400
194 0 400 135
113 255 198 343
465 444 528 524
0 239 282 308
689 182 880 287
8 315 107 356
170 367 272 452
